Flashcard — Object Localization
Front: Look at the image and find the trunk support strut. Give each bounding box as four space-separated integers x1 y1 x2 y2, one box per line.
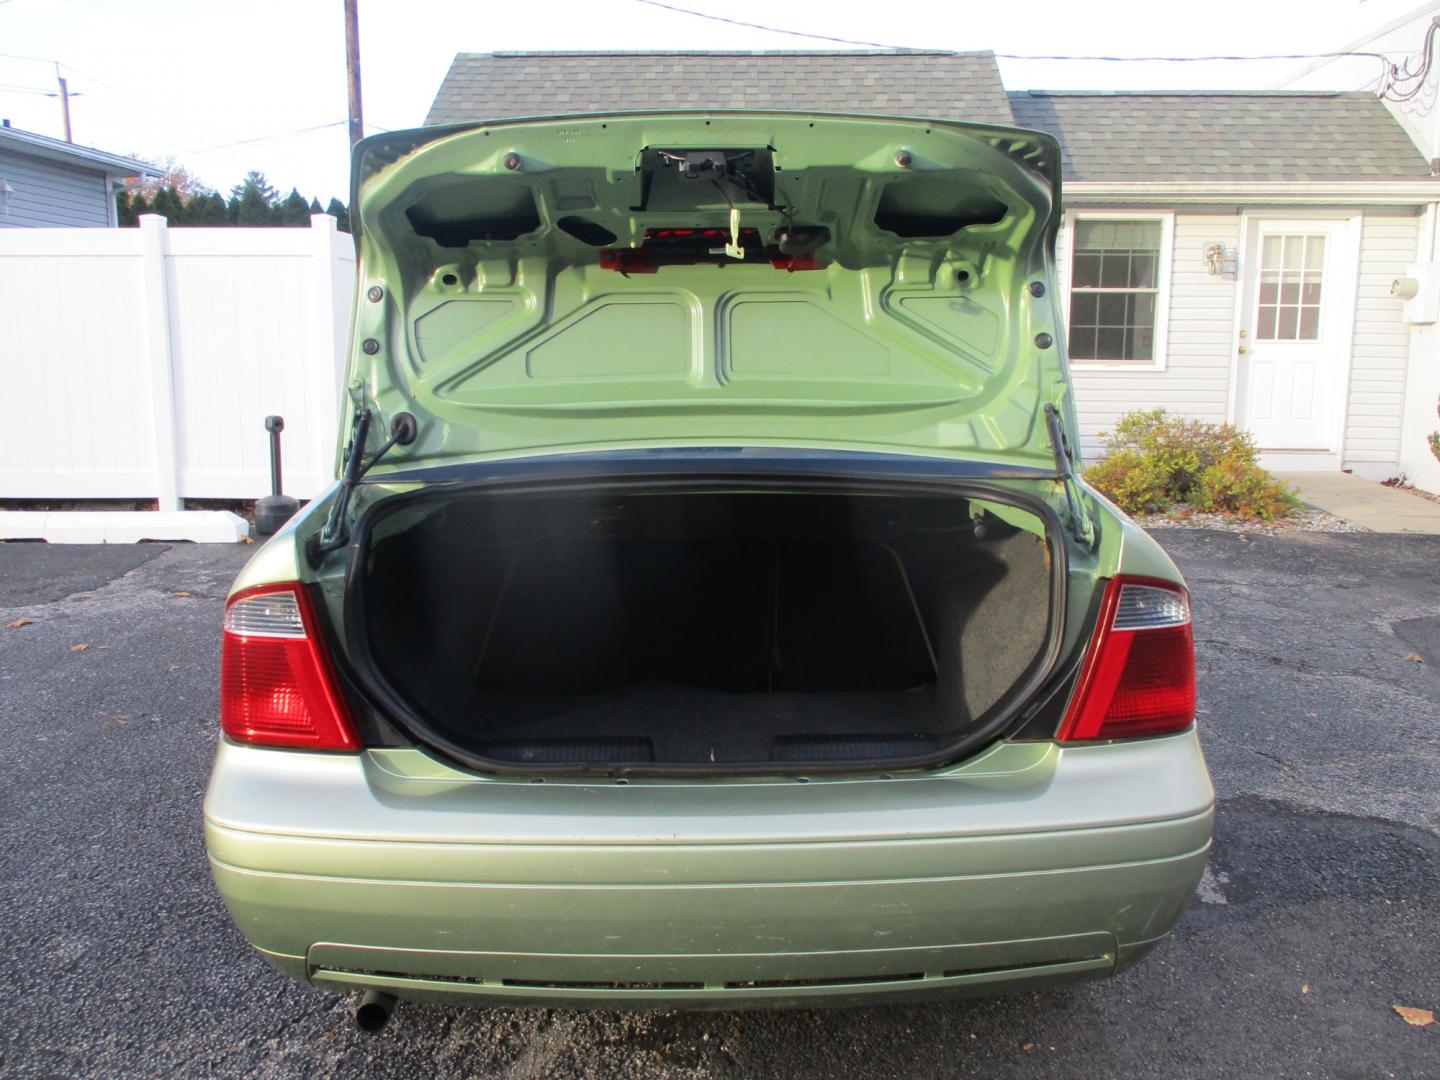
1044 403 1095 548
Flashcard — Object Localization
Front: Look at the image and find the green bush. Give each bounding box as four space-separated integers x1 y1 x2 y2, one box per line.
1083 408 1299 519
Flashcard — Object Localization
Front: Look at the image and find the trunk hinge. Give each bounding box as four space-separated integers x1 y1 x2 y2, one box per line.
307 406 418 566
1044 402 1095 548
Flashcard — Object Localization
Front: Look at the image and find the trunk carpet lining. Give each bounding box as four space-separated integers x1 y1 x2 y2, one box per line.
470 683 941 764
361 491 1052 767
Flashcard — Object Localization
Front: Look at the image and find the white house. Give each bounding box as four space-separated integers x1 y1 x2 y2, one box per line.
427 50 1440 488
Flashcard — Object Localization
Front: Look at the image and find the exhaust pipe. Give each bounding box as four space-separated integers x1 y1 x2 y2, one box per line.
355 989 398 1033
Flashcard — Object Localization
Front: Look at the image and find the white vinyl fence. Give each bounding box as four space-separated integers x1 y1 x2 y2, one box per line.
0 214 354 506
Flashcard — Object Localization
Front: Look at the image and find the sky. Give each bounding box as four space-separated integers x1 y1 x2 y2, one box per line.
0 0 1437 203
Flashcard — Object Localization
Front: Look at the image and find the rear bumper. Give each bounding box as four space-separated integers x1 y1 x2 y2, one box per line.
204 730 1213 1008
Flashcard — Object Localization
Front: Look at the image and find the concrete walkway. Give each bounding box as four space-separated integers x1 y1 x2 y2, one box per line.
1278 471 1440 533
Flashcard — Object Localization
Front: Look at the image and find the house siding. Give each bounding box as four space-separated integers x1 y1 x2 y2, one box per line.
1059 208 1417 471
1344 209 1419 471
1062 211 1240 461
0 148 114 228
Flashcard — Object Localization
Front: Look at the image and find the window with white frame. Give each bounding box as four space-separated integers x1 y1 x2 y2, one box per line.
1066 217 1167 365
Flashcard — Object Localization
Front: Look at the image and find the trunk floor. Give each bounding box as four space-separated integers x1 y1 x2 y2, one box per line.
468 681 945 764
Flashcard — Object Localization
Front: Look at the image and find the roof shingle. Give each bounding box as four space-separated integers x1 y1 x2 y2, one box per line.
1007 91 1432 182
422 53 1432 184
424 51 1015 127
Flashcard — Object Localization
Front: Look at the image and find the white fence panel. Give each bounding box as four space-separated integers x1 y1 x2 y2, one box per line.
0 230 156 497
0 214 354 504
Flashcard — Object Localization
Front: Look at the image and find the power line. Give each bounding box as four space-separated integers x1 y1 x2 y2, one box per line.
632 0 908 48
56 62 244 145
198 119 348 154
630 0 1398 69
0 81 56 96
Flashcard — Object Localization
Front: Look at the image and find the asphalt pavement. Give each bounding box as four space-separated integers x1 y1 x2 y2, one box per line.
0 529 1437 1079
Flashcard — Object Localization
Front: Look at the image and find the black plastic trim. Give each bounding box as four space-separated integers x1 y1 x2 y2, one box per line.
363 447 1059 487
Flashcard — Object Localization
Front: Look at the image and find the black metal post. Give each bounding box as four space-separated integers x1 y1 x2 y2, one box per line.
265 415 285 496
255 415 300 536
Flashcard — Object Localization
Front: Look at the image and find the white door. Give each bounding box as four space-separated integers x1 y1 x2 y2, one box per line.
1238 220 1351 450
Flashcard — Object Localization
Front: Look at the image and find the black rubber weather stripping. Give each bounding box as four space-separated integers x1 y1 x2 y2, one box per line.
477 737 655 764
770 734 939 762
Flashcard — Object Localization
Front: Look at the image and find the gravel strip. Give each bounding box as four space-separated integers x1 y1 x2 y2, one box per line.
1133 506 1368 534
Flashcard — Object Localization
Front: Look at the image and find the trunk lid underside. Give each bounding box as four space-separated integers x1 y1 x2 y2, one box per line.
346 112 1070 471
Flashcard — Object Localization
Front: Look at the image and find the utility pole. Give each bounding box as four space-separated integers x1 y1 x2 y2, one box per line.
55 65 72 143
343 0 364 146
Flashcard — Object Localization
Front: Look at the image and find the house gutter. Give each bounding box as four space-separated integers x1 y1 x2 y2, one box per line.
1064 180 1440 207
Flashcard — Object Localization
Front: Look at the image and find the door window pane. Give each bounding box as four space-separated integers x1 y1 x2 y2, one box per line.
1068 218 1164 362
1256 233 1324 341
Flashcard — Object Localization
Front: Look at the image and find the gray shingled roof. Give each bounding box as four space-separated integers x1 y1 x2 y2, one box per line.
424 53 1431 184
1008 91 1432 182
424 51 1015 127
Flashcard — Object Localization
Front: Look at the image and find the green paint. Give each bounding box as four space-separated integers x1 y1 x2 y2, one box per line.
208 112 1209 1011
340 113 1077 473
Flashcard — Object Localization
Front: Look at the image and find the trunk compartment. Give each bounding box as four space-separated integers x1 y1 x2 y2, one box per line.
350 481 1061 773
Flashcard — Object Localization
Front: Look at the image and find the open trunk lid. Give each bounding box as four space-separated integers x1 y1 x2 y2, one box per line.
343 111 1073 472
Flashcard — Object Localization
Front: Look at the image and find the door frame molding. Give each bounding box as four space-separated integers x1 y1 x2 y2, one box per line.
1226 210 1363 459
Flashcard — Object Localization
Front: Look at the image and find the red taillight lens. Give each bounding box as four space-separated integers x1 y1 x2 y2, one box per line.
1057 577 1196 742
220 584 360 751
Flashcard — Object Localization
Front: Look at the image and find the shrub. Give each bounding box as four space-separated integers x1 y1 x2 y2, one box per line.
1194 459 1299 520
1083 408 1299 519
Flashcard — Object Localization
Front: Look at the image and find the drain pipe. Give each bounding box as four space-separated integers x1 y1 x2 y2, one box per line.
355 989 397 1032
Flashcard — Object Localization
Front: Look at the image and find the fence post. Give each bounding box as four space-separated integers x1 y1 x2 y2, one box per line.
138 214 181 511
309 213 345 480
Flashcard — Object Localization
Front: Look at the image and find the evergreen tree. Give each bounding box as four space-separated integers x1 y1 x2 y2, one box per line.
229 171 278 225
120 165 346 229
150 186 185 223
189 192 230 225
278 188 310 226
325 197 349 233
122 192 150 225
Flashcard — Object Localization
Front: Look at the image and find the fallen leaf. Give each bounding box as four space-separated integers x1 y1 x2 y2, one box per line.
5 618 34 629
1404 653 1424 663
1022 1043 1036 1053
69 643 89 653
100 714 129 732
1394 1005 1435 1027
241 535 255 544
172 591 191 598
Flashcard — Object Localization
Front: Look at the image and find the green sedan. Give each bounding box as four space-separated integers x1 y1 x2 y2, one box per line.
204 111 1212 1029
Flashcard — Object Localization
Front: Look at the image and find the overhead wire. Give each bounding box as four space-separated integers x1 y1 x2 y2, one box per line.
628 0 1427 96
0 81 56 95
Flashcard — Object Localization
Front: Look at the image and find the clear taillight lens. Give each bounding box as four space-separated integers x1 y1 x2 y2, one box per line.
1057 578 1196 742
220 584 360 751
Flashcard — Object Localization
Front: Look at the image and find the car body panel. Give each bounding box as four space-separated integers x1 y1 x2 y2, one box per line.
205 730 1212 1006
343 113 1074 474
206 110 1212 1009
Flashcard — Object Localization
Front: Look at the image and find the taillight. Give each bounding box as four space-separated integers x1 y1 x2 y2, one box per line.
220 584 360 751
1057 576 1196 742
